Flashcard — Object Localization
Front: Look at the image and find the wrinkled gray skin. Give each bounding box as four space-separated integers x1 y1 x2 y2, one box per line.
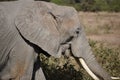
0 0 112 80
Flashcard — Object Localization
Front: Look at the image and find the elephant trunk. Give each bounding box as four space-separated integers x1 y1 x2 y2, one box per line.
71 31 112 80
78 51 112 80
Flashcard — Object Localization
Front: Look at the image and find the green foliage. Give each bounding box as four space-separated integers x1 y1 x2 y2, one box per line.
40 55 86 80
43 64 83 80
89 40 120 76
108 0 120 12
40 40 120 80
50 0 120 12
92 0 109 11
0 0 120 12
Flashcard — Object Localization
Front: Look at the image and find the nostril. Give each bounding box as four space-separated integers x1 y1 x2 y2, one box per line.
77 27 80 30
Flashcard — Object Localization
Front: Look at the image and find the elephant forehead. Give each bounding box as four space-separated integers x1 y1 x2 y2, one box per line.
64 9 79 26
62 18 76 29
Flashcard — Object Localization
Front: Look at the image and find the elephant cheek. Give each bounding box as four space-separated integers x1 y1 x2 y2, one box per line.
71 32 89 58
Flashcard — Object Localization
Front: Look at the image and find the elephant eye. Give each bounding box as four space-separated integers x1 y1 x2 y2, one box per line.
75 27 81 34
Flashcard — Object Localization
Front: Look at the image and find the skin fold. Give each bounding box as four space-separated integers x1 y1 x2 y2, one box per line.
0 0 112 80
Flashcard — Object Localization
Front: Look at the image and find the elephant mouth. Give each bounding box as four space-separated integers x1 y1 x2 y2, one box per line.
61 45 100 80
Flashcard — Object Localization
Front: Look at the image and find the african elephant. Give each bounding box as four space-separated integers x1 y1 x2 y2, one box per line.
0 0 112 80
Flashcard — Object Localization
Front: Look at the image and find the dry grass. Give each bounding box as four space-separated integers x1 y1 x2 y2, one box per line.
79 12 120 35
79 12 120 47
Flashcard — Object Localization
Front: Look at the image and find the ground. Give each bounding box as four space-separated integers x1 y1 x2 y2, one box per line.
79 12 120 48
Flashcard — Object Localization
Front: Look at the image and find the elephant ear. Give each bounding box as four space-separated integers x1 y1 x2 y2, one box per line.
15 6 61 58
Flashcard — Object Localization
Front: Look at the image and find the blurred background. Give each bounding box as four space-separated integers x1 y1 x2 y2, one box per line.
1 0 120 12
0 0 120 80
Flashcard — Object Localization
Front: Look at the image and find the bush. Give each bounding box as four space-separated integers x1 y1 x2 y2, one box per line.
0 0 120 12
50 0 120 12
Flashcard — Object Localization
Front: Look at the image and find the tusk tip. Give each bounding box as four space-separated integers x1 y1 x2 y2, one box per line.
111 76 120 80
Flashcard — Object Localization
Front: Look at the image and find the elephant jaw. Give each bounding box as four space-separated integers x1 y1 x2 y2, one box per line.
55 43 70 58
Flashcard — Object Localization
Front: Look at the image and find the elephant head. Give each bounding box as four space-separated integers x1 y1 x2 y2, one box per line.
15 1 112 80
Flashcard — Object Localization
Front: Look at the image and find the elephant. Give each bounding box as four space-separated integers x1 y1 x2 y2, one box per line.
0 0 113 80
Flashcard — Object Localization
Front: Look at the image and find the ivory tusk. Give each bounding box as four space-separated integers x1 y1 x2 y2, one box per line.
79 58 100 80
111 77 120 80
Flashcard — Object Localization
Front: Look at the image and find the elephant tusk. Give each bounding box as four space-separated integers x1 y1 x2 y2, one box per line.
79 58 100 80
111 77 120 80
